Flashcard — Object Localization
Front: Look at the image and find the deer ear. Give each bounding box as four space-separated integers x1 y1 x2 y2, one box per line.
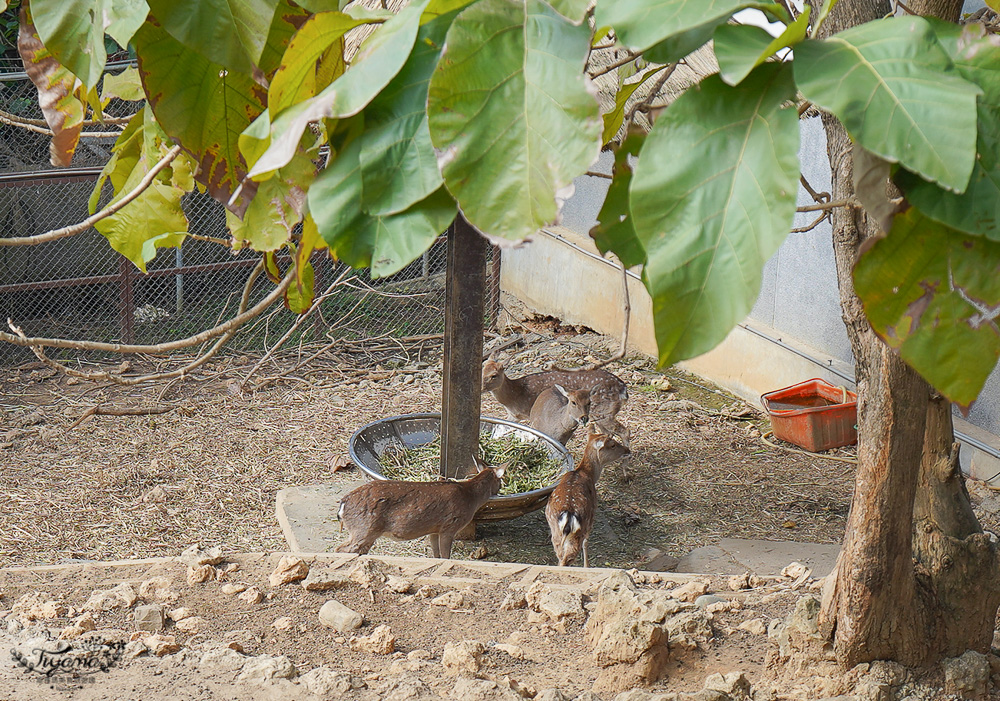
494 462 507 479
587 422 602 437
554 384 568 399
594 438 607 450
473 454 487 472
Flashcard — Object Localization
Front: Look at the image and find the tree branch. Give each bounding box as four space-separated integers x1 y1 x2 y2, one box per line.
0 145 183 247
790 211 830 233
589 51 642 79
797 198 860 213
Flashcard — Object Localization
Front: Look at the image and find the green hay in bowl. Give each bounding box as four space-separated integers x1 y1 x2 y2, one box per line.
378 433 565 496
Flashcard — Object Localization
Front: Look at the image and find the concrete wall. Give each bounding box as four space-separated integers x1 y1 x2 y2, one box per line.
500 115 1000 482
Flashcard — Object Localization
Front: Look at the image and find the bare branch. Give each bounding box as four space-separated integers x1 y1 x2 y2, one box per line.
0 107 136 129
623 63 678 126
589 51 642 79
790 211 830 233
0 145 183 247
797 197 859 213
65 403 177 431
585 170 613 180
800 174 830 204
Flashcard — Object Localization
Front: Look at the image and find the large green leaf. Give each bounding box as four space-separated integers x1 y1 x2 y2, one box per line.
30 0 148 89
854 207 1000 410
147 0 278 74
630 62 799 367
595 0 785 54
714 6 809 87
91 111 192 271
248 0 430 178
590 132 646 268
794 16 981 193
267 11 363 117
896 21 1000 239
545 0 590 23
135 20 267 215
18 8 85 167
427 0 601 241
359 9 456 216
101 65 145 102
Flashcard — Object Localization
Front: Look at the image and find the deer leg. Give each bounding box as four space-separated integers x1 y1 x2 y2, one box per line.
437 533 455 560
427 533 441 558
582 538 589 568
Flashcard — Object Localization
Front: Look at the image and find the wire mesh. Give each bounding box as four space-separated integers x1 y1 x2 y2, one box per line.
0 64 499 367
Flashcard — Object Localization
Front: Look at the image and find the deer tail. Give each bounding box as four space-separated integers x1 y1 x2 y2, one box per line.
558 512 581 536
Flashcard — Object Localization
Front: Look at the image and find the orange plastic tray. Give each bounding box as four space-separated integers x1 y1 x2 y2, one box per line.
761 378 857 452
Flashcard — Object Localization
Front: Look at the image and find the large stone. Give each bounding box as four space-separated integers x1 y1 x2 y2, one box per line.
174 616 206 633
139 577 178 603
348 559 395 588
443 640 486 676
143 633 180 656
318 600 363 632
269 556 309 587
943 650 990 701
299 666 355 697
14 592 68 621
769 596 827 660
380 675 436 700
187 565 216 585
134 604 166 632
663 610 714 645
670 581 709 603
431 591 465 609
83 584 138 613
526 581 583 620
237 654 297 683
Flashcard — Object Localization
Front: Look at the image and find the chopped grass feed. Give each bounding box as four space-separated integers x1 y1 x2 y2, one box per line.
379 433 565 495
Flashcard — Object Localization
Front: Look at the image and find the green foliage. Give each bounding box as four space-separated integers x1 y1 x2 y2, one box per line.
795 16 981 193
426 0 601 241
854 208 1000 410
630 63 800 367
22 0 1000 405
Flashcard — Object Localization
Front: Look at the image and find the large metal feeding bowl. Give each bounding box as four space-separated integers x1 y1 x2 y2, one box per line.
348 413 575 521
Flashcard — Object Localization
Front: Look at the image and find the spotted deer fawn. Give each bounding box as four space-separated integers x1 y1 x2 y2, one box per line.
545 426 630 567
335 457 506 559
528 384 591 445
481 358 628 436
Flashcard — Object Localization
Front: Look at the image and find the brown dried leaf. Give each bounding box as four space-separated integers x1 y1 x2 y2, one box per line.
17 7 84 167
331 455 352 472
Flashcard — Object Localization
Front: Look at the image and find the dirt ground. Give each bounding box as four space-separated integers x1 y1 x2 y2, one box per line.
1 326 997 700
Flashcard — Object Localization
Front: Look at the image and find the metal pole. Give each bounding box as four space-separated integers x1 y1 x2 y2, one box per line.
440 214 487 481
175 247 184 313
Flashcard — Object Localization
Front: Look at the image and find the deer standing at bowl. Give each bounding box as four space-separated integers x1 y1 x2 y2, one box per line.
545 426 630 567
336 456 506 559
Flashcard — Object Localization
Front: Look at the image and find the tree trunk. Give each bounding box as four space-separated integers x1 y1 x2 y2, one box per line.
816 0 1000 667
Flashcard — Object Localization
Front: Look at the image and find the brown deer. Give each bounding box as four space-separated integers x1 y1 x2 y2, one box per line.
481 358 628 435
335 457 506 559
545 426 630 567
528 384 591 445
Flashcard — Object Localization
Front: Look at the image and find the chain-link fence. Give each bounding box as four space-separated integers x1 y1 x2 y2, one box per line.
0 60 499 366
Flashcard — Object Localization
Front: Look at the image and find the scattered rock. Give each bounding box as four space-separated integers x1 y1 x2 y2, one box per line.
526 581 583 620
451 677 524 700
852 660 906 701
302 568 351 592
134 604 166 632
703 671 752 699
14 592 67 621
299 666 355 697
167 607 192 622
348 559 394 588
143 633 180 656
663 610 714 647
737 619 767 636
269 556 309 586
442 640 485 676
727 574 752 591
694 595 726 609
943 650 990 701
379 675 434 700
386 575 413 594
500 591 527 611
431 591 465 609
220 583 247 595
178 545 224 568
139 577 178 603
272 616 294 632
638 548 680 573
82 584 137 613
318 600 363 632
124 639 147 659
350 624 396 655
58 612 97 640
769 596 828 661
238 587 264 604
187 565 216 585
494 643 525 660
237 654 297 683
199 646 247 673
670 581 709 603
534 689 569 701
174 616 205 633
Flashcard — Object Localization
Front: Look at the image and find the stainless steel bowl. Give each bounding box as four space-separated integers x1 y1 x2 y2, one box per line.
348 413 574 521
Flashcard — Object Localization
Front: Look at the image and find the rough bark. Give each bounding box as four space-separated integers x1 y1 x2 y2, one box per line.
816 0 1000 667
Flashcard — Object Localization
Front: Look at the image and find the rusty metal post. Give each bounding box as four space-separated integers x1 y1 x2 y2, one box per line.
441 215 487 482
